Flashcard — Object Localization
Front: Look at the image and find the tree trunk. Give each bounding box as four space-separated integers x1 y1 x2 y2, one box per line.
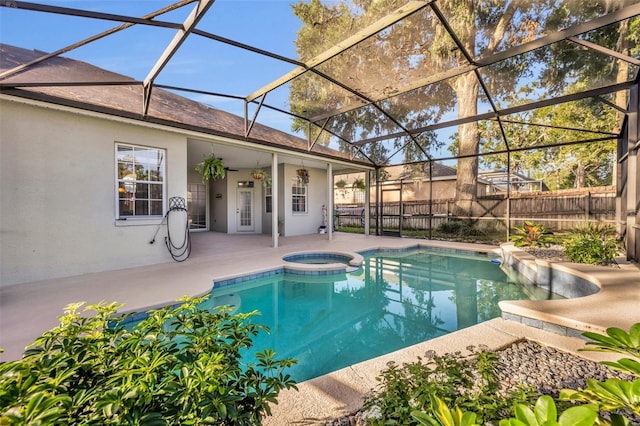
452 72 480 216
575 161 585 189
613 17 630 188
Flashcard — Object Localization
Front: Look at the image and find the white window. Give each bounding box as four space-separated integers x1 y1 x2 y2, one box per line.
265 185 273 213
116 143 165 219
292 183 307 214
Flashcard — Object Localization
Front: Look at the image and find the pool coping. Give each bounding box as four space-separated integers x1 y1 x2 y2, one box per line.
498 243 640 337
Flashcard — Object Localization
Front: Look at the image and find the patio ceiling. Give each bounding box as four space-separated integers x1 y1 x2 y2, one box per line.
0 0 639 169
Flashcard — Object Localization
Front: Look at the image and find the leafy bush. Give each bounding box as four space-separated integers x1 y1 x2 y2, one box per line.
411 395 596 426
362 346 536 425
570 222 616 239
559 324 640 422
396 323 640 426
436 220 485 237
509 221 554 248
500 395 597 426
0 296 297 425
563 235 619 265
563 224 619 265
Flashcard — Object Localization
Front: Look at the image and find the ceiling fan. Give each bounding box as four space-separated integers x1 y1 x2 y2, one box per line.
219 159 238 172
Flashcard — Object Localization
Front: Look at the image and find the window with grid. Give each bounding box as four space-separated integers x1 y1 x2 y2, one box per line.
116 143 165 218
265 185 272 213
292 183 307 213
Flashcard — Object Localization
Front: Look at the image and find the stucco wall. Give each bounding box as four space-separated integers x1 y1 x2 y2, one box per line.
209 178 227 233
0 100 187 287
281 164 328 236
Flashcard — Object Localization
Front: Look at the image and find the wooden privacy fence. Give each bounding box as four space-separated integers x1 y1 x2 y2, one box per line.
335 187 616 232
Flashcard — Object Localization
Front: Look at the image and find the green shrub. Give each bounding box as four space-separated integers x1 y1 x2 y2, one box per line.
570 222 616 239
436 220 485 237
0 296 297 425
563 235 618 265
563 223 619 265
362 346 536 425
411 395 597 426
509 221 554 248
395 323 640 426
559 324 640 423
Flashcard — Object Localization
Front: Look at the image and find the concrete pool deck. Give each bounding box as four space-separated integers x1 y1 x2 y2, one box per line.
1 232 639 424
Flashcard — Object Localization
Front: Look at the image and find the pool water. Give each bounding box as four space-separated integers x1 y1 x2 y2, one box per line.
202 248 560 382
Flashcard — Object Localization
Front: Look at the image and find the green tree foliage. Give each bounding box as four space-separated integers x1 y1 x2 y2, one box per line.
474 2 640 190
289 0 545 206
290 1 637 204
476 94 617 190
0 297 297 425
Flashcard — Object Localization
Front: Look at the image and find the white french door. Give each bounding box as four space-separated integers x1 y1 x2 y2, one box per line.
236 189 254 232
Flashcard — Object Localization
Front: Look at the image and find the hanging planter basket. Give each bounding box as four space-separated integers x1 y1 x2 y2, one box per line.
195 154 226 182
296 168 309 184
251 168 271 187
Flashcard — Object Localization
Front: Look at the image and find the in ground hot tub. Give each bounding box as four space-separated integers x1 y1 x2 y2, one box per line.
282 251 363 273
283 252 352 264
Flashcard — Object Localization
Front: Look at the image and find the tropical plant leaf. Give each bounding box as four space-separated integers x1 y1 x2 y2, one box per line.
557 406 597 426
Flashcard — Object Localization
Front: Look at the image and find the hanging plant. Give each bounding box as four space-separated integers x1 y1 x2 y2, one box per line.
352 177 366 190
195 154 226 182
251 167 272 187
252 168 266 180
335 179 347 189
296 168 309 184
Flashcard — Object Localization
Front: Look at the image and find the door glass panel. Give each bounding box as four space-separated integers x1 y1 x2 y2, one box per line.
188 183 207 230
240 191 252 227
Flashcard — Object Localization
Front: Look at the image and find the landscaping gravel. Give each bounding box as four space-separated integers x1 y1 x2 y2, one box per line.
326 340 630 426
521 244 569 262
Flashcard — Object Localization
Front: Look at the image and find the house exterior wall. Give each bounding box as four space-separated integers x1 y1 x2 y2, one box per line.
280 164 328 236
0 100 187 287
209 177 227 232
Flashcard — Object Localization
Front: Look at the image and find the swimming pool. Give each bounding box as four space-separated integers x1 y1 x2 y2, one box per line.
201 247 559 382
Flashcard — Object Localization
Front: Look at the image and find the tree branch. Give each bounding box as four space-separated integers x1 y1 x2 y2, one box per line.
486 0 523 54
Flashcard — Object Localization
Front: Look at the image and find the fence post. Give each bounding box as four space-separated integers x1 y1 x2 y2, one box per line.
585 192 591 222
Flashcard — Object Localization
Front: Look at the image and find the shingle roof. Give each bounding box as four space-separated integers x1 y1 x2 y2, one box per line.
0 44 365 165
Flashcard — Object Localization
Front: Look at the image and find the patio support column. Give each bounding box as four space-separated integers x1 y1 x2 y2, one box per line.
626 84 639 261
364 170 371 235
272 152 279 248
327 163 333 241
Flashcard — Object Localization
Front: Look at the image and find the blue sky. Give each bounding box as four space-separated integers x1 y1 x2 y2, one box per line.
0 1 304 134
